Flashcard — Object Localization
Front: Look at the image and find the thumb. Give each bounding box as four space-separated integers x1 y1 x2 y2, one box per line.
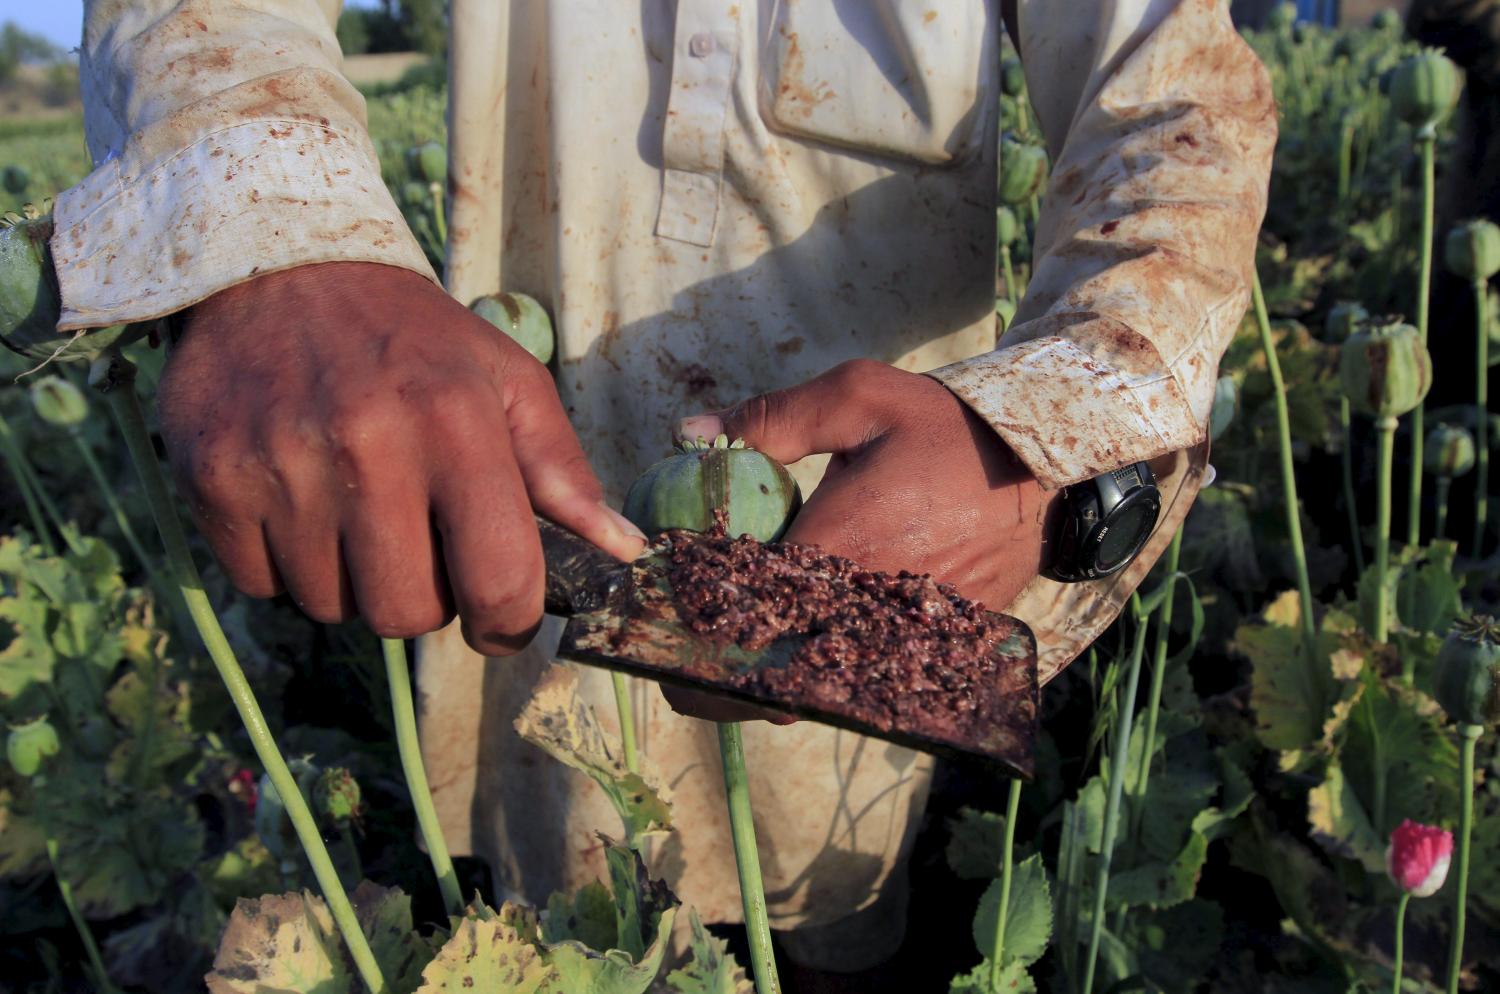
677 359 888 466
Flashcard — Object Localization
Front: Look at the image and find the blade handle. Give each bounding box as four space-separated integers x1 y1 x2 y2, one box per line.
537 516 629 615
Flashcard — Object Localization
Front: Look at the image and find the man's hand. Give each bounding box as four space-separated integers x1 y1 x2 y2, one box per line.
159 261 645 655
663 358 1058 723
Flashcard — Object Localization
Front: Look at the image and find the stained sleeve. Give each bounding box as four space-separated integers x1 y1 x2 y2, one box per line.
928 0 1277 489
52 0 436 332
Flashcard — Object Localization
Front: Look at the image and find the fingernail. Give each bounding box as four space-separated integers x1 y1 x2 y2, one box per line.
601 502 647 542
677 414 722 442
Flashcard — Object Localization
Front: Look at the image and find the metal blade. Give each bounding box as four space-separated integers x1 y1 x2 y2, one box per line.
554 553 1038 776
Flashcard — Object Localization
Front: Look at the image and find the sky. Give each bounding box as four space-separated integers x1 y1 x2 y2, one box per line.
2 0 83 50
0 0 386 50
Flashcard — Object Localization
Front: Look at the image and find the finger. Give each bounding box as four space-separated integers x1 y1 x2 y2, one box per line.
678 358 891 466
174 442 285 598
265 513 356 624
207 517 285 599
342 488 453 640
504 364 647 562
431 428 545 656
660 684 798 725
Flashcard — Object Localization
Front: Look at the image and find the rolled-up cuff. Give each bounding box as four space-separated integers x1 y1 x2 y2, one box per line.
928 328 1203 490
51 119 436 331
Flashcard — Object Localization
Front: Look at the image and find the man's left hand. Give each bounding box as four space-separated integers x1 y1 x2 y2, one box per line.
664 359 1058 723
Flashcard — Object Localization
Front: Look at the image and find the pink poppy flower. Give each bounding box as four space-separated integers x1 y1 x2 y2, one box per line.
1386 819 1453 897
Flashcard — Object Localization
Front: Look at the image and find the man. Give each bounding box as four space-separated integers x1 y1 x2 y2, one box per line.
55 0 1275 982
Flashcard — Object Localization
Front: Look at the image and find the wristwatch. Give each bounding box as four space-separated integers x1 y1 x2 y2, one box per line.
1046 462 1161 582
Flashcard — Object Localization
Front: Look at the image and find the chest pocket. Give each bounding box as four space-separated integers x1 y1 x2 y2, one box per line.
759 0 997 166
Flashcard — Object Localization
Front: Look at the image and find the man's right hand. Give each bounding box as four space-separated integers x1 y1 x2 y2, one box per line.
158 261 645 655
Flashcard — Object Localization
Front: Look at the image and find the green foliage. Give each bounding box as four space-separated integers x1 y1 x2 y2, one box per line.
0 22 62 85
665 910 754 994
971 854 1052 967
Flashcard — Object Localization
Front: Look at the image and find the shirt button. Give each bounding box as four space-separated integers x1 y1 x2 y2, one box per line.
689 32 715 57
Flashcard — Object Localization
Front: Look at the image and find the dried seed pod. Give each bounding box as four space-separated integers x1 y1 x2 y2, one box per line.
1433 615 1500 728
1339 319 1432 419
470 291 555 364
1425 422 1476 479
1390 49 1461 132
997 134 1047 206
624 437 801 542
1444 218 1500 283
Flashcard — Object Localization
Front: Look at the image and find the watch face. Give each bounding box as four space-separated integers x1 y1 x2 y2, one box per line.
1096 501 1154 572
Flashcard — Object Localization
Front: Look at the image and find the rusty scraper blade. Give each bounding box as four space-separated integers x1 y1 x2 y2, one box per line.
538 517 1038 777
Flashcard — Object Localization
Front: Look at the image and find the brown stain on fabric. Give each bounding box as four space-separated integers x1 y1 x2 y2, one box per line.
775 31 837 119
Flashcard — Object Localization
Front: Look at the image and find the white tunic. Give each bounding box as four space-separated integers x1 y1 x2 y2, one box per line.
58 0 1274 942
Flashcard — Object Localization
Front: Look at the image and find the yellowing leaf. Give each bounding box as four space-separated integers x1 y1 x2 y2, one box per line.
1238 620 1338 757
417 917 552 994
1307 762 1384 873
206 891 351 994
948 959 1037 993
543 905 678 994
1261 589 1305 629
513 665 672 840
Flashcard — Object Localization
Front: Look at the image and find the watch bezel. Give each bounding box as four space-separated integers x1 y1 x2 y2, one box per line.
1046 462 1162 582
1075 483 1161 579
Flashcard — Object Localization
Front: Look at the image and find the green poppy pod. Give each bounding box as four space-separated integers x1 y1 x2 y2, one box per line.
1425 422 1477 478
996 206 1021 248
408 141 447 185
1444 218 1500 283
1390 50 1461 132
470 291 556 365
314 767 363 823
7 717 60 778
1 164 28 195
1210 375 1238 441
623 434 801 542
1324 300 1370 344
1000 58 1026 97
1373 9 1402 33
1266 3 1297 31
29 375 88 428
1339 319 1433 419
0 211 139 363
998 134 1048 206
1433 615 1500 727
